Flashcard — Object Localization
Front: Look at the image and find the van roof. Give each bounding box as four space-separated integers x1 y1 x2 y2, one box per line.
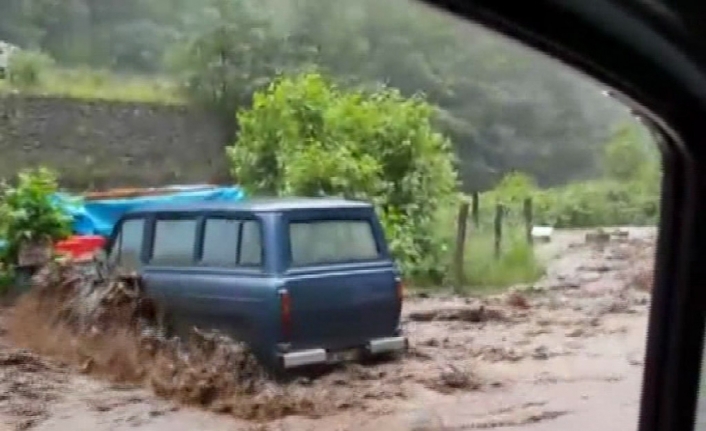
124 197 373 214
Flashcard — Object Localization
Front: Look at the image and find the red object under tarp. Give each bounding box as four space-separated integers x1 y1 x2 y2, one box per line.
55 235 106 262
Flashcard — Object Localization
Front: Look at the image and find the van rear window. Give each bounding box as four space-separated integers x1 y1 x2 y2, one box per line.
289 220 379 266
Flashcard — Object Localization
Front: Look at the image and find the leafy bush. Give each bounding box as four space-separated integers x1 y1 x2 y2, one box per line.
464 230 544 291
0 167 72 267
7 50 55 89
480 176 659 229
167 0 283 130
532 180 659 228
228 71 458 281
430 201 544 292
478 122 661 229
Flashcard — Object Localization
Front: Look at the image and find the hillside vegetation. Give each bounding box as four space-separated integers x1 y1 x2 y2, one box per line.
0 0 661 291
1 0 638 191
226 71 659 289
0 53 179 103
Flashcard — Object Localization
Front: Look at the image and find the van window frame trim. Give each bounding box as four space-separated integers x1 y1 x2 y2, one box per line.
147 213 201 267
106 215 148 268
197 214 265 270
283 212 387 270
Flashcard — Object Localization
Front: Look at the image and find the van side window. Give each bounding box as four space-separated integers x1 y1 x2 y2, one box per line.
289 220 379 266
151 219 197 266
239 220 262 266
201 218 263 267
201 219 238 266
111 218 145 270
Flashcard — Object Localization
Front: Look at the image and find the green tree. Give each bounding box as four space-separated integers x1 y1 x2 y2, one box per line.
167 0 291 133
227 71 458 281
0 0 185 71
603 123 651 182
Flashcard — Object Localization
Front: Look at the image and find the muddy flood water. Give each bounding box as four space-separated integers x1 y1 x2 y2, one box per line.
0 228 656 431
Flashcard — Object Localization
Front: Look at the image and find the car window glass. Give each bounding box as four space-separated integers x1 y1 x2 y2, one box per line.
151 219 197 266
239 220 262 266
116 218 144 271
200 218 263 267
201 218 239 267
289 220 379 266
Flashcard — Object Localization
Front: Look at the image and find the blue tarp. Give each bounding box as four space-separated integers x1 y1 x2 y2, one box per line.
51 186 246 237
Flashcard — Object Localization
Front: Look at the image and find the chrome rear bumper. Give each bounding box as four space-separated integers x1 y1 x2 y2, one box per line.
368 336 408 354
280 335 408 369
282 348 328 369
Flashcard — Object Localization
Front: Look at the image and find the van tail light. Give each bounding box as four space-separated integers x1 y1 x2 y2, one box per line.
395 278 404 303
278 289 292 340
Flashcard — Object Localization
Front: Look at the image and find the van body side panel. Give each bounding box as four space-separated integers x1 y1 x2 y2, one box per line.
138 212 281 358
141 269 273 341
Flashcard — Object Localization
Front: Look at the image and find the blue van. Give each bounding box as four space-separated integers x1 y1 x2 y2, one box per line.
106 198 407 370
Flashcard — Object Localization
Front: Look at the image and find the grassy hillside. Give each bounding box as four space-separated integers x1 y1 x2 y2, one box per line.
0 67 182 104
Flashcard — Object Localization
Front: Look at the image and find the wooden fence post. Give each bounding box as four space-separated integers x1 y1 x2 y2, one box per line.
471 192 480 228
454 202 470 291
523 197 533 245
494 203 504 259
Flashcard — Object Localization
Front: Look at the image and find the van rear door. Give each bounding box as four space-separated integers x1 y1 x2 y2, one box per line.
280 213 402 351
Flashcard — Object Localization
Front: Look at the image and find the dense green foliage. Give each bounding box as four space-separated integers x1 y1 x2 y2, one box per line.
0 168 72 289
0 0 633 190
602 123 657 182
464 234 544 291
228 71 458 281
6 50 55 88
0 0 187 72
484 124 661 228
0 168 71 246
430 201 544 292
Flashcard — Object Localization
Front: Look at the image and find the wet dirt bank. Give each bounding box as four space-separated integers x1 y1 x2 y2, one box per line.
0 227 656 431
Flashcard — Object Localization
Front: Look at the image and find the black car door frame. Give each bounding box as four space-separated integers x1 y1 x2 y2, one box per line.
420 1 706 431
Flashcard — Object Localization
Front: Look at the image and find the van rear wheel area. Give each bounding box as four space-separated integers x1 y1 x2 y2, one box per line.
134 297 173 337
